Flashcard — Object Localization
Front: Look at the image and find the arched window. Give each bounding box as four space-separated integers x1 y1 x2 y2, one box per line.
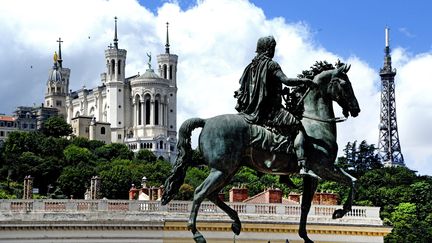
75 111 80 117
145 98 151 125
154 100 159 125
169 65 173 80
118 60 122 75
160 141 163 150
111 59 115 74
163 64 167 79
101 127 106 134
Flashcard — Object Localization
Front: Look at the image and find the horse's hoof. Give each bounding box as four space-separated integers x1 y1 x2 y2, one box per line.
332 209 345 219
193 232 207 243
299 233 314 243
231 221 242 235
187 222 194 231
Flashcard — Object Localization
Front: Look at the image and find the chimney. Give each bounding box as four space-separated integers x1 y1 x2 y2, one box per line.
218 192 225 202
265 187 282 203
229 186 248 202
129 184 139 200
313 192 339 205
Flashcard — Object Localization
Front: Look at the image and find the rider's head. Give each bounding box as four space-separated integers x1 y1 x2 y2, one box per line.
256 36 276 58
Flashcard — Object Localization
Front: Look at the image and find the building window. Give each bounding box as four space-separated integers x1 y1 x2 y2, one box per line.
138 101 142 125
101 127 105 134
0 131 4 137
154 100 159 125
163 64 167 79
145 99 151 125
56 100 62 107
118 134 122 140
170 109 173 112
118 121 121 125
30 124 35 129
169 65 173 80
160 141 163 150
118 60 122 75
118 105 121 108
23 123 28 129
170 93 173 97
170 125 173 129
118 89 121 92
111 59 115 74
85 127 89 133
0 122 4 127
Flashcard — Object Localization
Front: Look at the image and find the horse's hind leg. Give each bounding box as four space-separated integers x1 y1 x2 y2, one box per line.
299 176 318 243
188 168 230 243
208 190 241 235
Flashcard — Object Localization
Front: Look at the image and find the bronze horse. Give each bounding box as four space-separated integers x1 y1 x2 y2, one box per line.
162 63 360 243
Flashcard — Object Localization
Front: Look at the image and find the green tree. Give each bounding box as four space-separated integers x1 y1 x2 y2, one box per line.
57 165 95 199
135 149 157 163
98 159 136 199
94 143 133 161
41 116 72 138
63 145 93 166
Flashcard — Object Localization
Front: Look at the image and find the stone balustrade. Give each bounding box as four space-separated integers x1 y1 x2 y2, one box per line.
0 199 381 225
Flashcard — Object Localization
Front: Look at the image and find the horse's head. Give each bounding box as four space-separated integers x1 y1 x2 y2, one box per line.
314 63 360 118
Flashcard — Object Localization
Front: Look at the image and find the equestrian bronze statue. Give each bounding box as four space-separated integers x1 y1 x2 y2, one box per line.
162 36 360 243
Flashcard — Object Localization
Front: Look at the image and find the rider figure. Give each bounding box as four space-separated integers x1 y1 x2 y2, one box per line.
234 35 319 179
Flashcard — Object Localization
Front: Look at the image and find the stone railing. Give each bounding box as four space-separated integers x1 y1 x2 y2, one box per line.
0 199 382 225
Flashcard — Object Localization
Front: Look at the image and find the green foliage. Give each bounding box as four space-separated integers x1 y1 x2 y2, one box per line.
41 116 72 138
176 183 194 200
135 149 157 163
64 145 93 166
337 140 381 177
57 165 95 199
94 143 133 161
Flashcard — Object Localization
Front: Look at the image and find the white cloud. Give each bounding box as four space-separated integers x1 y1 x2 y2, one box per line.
0 0 430 175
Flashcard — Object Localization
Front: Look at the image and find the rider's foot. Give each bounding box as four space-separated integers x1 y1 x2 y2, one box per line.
299 167 321 180
298 159 321 180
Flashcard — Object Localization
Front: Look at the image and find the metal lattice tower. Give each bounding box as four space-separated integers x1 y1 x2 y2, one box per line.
378 27 405 167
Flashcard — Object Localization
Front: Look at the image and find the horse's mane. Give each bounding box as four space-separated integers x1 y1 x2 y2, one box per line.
297 60 345 79
285 60 346 116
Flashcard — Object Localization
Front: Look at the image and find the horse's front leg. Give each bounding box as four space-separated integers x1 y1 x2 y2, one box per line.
332 167 356 219
299 176 318 243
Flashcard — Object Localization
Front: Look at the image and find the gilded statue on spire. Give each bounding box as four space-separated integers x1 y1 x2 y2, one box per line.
53 51 58 64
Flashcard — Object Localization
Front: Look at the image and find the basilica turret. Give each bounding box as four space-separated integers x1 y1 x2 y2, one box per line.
157 22 178 147
45 47 68 118
105 16 127 142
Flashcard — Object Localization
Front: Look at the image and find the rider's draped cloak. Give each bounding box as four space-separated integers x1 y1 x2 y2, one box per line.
235 54 283 125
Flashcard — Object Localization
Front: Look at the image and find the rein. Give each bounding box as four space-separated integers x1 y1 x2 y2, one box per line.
302 114 347 123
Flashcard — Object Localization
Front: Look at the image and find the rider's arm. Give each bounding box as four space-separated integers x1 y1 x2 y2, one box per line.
271 62 313 87
275 69 304 86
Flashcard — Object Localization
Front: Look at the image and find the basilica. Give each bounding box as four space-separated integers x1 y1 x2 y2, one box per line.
44 18 178 162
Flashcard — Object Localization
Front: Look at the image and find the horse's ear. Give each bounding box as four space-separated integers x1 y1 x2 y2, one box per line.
344 64 351 73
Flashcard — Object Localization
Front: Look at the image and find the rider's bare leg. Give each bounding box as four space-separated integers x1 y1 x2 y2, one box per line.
294 129 321 179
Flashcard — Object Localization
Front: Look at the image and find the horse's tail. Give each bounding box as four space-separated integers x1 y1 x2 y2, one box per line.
161 118 206 205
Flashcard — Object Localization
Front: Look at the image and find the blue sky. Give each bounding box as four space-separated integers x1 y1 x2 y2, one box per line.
142 0 432 70
1 0 431 175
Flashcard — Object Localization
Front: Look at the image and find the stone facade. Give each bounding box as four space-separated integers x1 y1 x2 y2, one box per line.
0 115 18 145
